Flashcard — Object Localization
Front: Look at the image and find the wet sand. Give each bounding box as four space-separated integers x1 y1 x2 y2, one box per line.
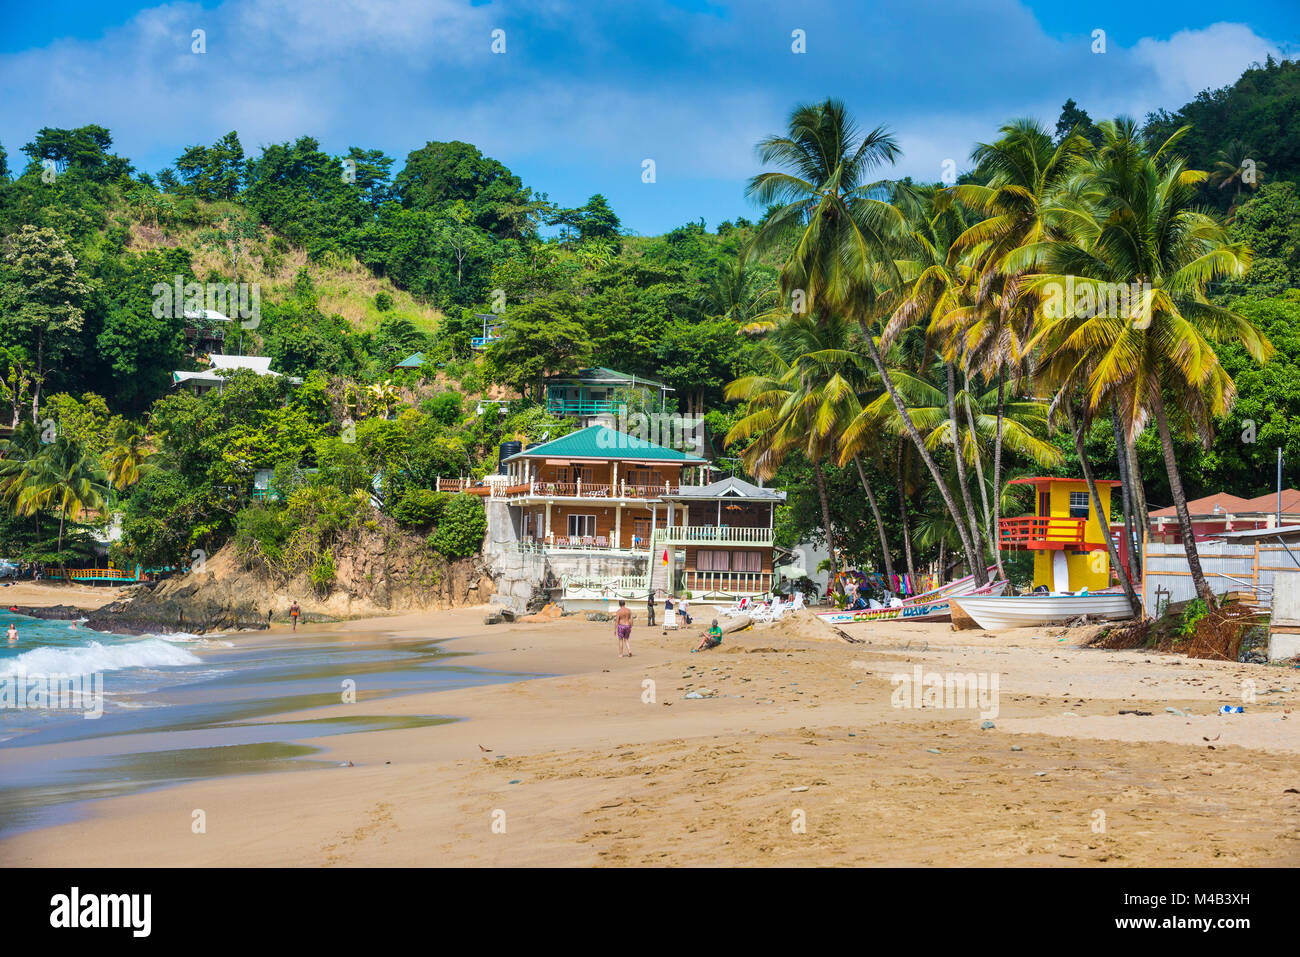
2 603 1298 867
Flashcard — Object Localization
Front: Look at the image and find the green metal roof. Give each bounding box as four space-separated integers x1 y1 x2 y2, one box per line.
392 352 425 369
505 425 707 463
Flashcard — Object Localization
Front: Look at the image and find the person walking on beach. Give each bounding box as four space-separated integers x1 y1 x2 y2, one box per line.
646 589 656 627
679 596 691 626
6 622 17 643
289 600 301 632
614 600 633 658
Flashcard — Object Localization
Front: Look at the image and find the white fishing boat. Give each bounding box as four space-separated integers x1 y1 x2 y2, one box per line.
818 577 1008 624
949 592 1135 630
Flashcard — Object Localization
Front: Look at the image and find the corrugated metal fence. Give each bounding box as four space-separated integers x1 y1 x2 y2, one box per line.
1143 541 1299 614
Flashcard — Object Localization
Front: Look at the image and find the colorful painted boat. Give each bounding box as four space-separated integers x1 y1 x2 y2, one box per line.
818 578 1008 624
949 592 1135 630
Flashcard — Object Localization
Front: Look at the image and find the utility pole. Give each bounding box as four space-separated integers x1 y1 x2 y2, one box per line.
1279 447 1285 526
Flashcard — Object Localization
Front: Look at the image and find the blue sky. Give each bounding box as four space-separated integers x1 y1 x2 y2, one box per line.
1 0 1296 234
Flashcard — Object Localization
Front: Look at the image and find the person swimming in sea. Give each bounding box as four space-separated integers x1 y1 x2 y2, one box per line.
6 622 17 643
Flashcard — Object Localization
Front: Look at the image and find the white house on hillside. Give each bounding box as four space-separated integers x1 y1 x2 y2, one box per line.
172 354 300 395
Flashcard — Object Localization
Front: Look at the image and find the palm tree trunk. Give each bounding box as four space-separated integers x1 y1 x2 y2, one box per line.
896 441 916 584
1151 390 1214 605
945 362 988 575
1068 404 1141 617
991 372 1008 582
962 373 993 537
861 330 985 585
853 454 895 582
812 458 837 576
1126 435 1148 572
1111 404 1141 586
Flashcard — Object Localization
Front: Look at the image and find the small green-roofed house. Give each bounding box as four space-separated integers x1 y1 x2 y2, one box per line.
389 351 426 372
542 367 673 424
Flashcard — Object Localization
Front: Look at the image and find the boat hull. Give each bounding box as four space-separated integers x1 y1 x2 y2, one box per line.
818 600 954 624
819 580 1008 624
949 593 1134 630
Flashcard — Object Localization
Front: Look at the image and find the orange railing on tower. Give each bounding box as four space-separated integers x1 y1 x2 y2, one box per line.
998 515 1090 550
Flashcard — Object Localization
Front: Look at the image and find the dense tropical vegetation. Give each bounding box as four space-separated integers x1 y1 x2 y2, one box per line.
1 55 1298 603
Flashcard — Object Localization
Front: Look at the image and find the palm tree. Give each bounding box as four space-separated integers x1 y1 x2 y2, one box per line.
1209 140 1266 211
774 312 898 582
942 121 1094 580
366 380 400 418
862 369 1062 473
104 421 153 491
884 185 991 573
697 254 779 330
725 338 843 572
1028 119 1274 605
11 435 109 555
745 99 986 584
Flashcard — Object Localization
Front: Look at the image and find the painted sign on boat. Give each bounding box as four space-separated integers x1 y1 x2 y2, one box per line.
818 601 950 624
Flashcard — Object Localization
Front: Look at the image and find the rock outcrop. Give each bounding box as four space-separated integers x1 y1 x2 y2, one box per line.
85 525 496 634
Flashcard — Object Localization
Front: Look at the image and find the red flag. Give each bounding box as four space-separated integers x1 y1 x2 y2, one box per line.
662 548 669 566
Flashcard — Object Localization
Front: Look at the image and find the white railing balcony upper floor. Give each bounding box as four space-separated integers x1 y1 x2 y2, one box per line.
654 525 773 546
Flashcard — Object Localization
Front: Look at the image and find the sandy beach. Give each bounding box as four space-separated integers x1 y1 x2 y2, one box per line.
2 587 1298 868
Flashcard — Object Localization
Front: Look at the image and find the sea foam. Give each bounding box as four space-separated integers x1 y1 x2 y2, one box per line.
0 639 201 678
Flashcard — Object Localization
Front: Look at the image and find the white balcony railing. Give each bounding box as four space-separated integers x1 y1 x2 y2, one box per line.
655 525 773 546
684 571 773 598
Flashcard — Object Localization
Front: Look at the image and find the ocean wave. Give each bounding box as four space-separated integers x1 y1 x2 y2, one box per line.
0 639 202 678
151 632 233 649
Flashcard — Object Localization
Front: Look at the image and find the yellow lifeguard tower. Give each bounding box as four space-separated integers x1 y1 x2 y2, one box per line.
998 477 1118 593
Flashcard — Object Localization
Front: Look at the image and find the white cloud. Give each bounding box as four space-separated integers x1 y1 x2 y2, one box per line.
0 0 1289 225
1129 22 1282 110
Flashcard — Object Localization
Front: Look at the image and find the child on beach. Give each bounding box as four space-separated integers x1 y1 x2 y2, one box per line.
692 620 722 652
614 600 633 658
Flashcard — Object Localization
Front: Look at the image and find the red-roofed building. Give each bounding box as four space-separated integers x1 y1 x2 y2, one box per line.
1148 488 1300 543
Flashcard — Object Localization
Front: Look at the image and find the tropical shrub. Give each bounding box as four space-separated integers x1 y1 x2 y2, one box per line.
427 493 486 559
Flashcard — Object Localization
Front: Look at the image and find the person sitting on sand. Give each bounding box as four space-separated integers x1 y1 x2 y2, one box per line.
6 622 17 643
289 600 301 631
614 600 633 658
692 619 723 652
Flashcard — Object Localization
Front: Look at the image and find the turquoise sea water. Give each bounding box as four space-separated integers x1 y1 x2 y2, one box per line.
0 611 532 836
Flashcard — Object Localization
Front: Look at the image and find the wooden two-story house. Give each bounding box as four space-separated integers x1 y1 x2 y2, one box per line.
474 425 784 603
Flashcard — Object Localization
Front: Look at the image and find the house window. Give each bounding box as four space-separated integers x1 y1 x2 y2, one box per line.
1038 491 1051 517
731 551 762 573
567 514 598 538
1068 491 1090 519
697 549 730 572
